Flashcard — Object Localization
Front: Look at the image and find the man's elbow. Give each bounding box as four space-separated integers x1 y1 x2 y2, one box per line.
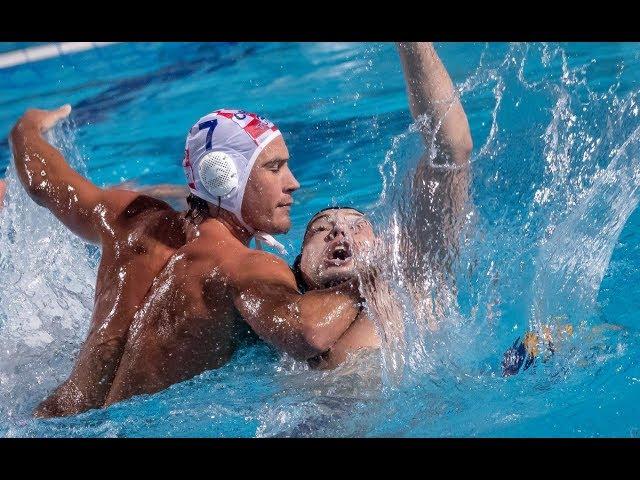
20 177 49 206
264 321 330 361
457 130 473 162
449 132 473 167
299 326 333 360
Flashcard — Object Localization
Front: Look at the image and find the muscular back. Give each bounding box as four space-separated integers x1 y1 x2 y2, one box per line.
36 193 255 415
13 107 360 417
104 219 253 405
34 194 191 415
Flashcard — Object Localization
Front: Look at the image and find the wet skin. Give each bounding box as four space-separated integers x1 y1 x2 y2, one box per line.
300 209 381 369
106 42 475 371
0 179 6 208
11 107 363 417
118 193 384 370
9 43 472 416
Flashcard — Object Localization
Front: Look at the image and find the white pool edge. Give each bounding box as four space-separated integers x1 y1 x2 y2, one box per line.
0 42 121 69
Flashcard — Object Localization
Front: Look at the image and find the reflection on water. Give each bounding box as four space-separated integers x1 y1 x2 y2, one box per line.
1 43 639 437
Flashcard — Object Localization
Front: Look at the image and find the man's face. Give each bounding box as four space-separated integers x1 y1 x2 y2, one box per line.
241 136 300 234
299 208 376 289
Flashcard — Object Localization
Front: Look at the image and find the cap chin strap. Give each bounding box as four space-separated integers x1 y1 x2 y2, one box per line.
189 189 288 256
255 233 288 256
234 214 288 256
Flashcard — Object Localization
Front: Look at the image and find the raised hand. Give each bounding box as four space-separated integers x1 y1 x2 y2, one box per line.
13 104 72 134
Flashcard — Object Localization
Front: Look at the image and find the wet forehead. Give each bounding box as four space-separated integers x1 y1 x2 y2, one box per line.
257 135 289 164
307 208 366 228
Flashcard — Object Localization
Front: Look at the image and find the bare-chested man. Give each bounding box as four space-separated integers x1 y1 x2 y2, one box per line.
10 102 368 417
8 42 469 418
125 42 474 370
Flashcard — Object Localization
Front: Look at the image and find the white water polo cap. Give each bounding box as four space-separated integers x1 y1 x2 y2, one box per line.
183 109 287 254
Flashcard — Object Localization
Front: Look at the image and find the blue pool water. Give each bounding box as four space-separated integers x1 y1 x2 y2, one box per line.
1 42 640 437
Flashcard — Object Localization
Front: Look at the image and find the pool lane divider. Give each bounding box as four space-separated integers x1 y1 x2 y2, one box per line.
0 42 121 69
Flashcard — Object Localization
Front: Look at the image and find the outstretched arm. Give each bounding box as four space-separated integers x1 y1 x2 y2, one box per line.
232 252 362 361
10 106 139 244
397 43 472 272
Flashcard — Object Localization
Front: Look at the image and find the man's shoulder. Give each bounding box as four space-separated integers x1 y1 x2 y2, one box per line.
232 248 295 288
109 191 177 222
188 240 287 271
176 229 247 277
175 223 294 286
101 189 181 237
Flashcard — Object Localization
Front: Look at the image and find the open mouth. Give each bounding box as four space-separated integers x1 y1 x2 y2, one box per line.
325 242 353 266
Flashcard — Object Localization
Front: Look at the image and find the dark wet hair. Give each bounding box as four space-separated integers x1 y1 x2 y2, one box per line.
185 193 224 225
292 253 307 292
291 206 367 293
185 193 209 224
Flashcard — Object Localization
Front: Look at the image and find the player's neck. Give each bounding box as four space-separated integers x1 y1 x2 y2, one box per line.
207 206 253 245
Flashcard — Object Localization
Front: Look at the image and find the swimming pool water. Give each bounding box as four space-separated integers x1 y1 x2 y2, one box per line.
1 42 640 437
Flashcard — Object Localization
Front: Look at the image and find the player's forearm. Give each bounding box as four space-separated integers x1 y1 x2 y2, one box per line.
298 287 362 356
241 283 361 361
397 42 472 165
10 117 68 206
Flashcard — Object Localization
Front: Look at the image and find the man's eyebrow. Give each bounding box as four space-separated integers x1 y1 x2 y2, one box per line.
264 157 288 165
308 214 330 226
307 211 365 228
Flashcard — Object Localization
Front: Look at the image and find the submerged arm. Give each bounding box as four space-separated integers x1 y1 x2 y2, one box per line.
34 329 128 418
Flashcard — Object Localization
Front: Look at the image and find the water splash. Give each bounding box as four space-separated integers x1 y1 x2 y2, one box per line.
0 119 97 432
1 43 640 437
366 42 640 418
531 122 640 329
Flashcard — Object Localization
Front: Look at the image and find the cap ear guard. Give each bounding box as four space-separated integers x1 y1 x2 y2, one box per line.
198 151 239 198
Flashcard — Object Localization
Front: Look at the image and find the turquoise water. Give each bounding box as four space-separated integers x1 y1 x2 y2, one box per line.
1 42 640 437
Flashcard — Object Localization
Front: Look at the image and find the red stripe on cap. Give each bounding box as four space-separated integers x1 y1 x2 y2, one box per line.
184 148 197 189
244 118 273 144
